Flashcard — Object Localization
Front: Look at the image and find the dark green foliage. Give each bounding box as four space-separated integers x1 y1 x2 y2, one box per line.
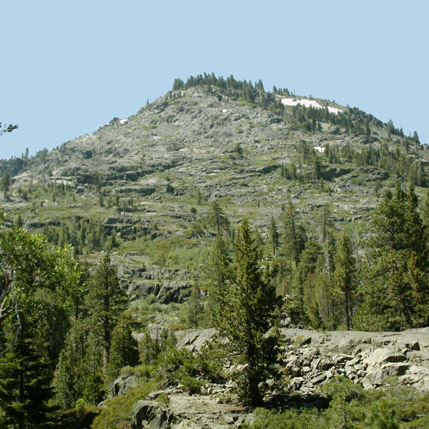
268 216 279 256
290 239 321 326
53 253 129 411
208 220 280 405
0 227 82 359
355 182 429 330
207 200 230 234
0 317 58 428
107 313 139 384
157 348 205 394
188 283 203 327
91 379 160 429
138 326 176 366
53 319 104 410
0 227 82 427
85 253 127 380
0 122 18 135
1 171 10 198
205 234 232 326
333 234 356 330
40 215 124 256
280 199 306 265
59 401 99 429
170 74 400 142
251 377 429 428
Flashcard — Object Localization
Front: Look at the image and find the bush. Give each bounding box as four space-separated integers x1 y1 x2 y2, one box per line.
251 378 429 428
60 401 99 429
91 380 160 429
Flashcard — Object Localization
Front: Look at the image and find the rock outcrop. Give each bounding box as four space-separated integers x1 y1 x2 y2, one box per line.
174 327 429 395
278 327 429 396
131 391 247 429
124 327 429 428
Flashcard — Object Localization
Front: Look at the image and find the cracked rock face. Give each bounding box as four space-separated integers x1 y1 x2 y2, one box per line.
122 327 429 428
278 327 429 395
131 393 247 429
108 327 429 428
173 327 429 395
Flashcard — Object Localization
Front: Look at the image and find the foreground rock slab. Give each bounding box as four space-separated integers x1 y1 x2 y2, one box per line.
131 392 246 429
175 327 429 395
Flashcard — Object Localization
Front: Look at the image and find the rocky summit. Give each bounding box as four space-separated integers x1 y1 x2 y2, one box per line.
3 78 428 279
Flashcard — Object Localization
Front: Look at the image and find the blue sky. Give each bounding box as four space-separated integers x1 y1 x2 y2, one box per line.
1 0 428 159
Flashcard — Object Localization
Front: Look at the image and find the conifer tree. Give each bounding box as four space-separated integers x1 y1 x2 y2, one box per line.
188 283 203 327
356 182 429 329
53 318 89 410
1 171 10 198
333 234 356 330
206 234 231 327
107 313 139 385
207 200 229 235
0 316 57 428
268 216 279 256
209 220 279 405
85 254 126 381
281 199 306 265
290 240 321 326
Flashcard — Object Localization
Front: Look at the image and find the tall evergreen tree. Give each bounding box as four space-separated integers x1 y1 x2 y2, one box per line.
206 234 232 327
85 254 126 381
1 171 10 198
209 220 279 405
207 200 229 235
188 283 203 327
0 316 57 428
333 234 356 330
280 199 305 265
106 313 139 385
268 216 279 256
356 182 429 330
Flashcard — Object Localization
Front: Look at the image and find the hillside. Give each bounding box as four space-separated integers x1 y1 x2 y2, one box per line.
3 76 428 248
1 75 429 427
1 77 427 299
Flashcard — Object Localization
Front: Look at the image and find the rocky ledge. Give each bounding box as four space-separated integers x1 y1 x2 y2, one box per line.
277 327 429 396
118 327 429 428
175 327 429 397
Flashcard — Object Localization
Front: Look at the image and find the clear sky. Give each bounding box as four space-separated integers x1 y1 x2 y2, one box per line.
1 0 427 159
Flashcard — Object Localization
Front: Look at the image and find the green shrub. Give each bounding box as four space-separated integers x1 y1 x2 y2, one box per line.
60 401 99 429
251 378 429 428
91 379 160 429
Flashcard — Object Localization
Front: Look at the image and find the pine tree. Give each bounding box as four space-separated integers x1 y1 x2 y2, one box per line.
333 234 356 330
0 316 58 428
268 216 279 256
281 199 306 265
316 208 337 329
290 240 321 326
52 317 100 411
206 234 231 327
209 220 279 405
207 200 229 234
188 284 203 327
1 171 10 198
85 254 126 381
106 313 139 385
356 182 429 329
